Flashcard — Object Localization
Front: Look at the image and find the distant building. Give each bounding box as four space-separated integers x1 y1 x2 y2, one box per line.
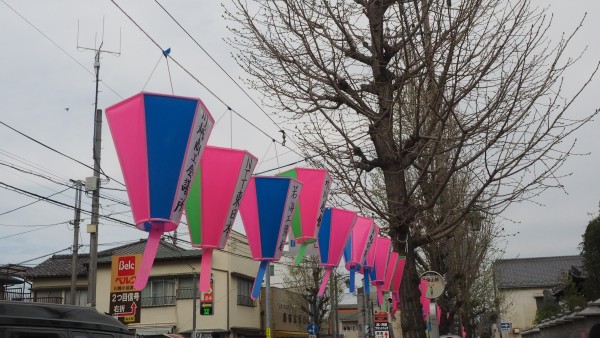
22 231 262 338
494 255 582 337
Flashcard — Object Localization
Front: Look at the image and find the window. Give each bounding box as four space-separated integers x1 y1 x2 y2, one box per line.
64 289 88 306
141 278 176 307
283 313 287 322
237 278 255 307
293 315 297 323
177 276 199 299
34 289 62 304
288 314 292 323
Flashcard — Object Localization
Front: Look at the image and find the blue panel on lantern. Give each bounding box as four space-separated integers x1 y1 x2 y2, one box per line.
344 234 353 264
256 177 290 258
145 94 198 219
318 208 332 263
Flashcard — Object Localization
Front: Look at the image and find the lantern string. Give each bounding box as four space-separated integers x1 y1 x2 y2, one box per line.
142 54 163 91
253 142 274 174
165 56 174 95
230 107 233 148
273 139 281 174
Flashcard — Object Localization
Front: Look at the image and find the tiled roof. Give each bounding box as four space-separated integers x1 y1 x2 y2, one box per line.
495 255 582 289
25 238 202 278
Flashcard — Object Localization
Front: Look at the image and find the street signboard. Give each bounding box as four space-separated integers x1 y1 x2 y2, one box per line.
307 323 318 335
109 290 141 324
110 254 142 292
374 322 390 338
419 271 445 299
266 328 271 338
109 254 142 324
500 322 511 333
200 278 214 315
374 311 388 323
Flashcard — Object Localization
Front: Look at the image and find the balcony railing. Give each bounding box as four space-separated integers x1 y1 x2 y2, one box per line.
237 295 255 307
177 288 195 299
141 296 176 307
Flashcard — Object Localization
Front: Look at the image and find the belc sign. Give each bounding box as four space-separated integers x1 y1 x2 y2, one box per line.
111 254 142 293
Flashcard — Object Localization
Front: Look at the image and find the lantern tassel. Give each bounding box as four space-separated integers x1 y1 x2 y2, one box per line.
200 249 213 292
134 224 163 290
317 268 332 297
349 268 356 293
295 243 308 265
364 273 371 295
251 260 269 300
376 286 384 307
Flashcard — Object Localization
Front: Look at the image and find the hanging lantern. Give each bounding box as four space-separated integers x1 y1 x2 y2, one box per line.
185 146 257 292
343 216 376 293
279 168 331 264
105 92 214 290
239 176 302 300
316 208 356 296
359 225 380 295
390 255 406 315
369 236 391 306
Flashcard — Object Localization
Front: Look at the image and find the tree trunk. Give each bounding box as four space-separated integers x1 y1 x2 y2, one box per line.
399 247 426 338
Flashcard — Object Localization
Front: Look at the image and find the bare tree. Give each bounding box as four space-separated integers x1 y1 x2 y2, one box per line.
226 0 598 336
281 255 332 337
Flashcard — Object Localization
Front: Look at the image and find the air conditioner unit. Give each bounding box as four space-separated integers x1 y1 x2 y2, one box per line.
513 328 520 334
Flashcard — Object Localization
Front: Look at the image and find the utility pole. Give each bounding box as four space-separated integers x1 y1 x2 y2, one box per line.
69 180 83 305
78 19 120 308
330 271 338 338
193 271 197 335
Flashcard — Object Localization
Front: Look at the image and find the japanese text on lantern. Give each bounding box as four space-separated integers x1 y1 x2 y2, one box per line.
361 226 376 264
220 155 255 246
174 113 211 214
314 177 331 234
278 183 300 254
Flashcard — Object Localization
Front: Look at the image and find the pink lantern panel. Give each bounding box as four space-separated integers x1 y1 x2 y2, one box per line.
316 208 356 296
239 176 302 300
420 279 430 319
390 256 406 314
383 252 400 291
185 146 257 292
279 168 331 264
343 216 376 292
105 92 214 290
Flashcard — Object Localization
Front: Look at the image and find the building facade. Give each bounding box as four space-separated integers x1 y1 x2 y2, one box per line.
494 255 583 337
24 231 261 338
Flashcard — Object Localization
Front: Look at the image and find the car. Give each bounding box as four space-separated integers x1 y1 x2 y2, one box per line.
0 300 134 338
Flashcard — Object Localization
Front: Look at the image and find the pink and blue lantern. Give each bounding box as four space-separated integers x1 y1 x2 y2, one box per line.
359 225 380 295
343 216 376 292
316 208 356 296
185 146 257 292
278 168 331 264
390 256 406 315
368 236 391 306
239 176 302 300
105 92 214 290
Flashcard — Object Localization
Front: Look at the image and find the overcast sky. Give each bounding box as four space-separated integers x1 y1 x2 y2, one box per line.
0 0 599 269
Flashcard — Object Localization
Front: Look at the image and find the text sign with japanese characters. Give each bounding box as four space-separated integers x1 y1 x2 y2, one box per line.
110 254 142 293
109 291 141 324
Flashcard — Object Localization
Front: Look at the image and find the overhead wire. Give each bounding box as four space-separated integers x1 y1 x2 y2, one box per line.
152 0 303 151
108 0 305 161
0 120 125 187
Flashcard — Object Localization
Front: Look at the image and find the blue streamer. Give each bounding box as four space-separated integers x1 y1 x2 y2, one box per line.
251 260 269 300
349 269 356 293
364 272 371 295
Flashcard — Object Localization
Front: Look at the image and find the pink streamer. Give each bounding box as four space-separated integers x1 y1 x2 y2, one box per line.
200 249 213 292
318 268 332 296
134 224 163 290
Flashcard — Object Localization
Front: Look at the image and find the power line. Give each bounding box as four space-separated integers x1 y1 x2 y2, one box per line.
0 222 65 240
0 120 125 187
109 0 305 160
153 0 302 151
0 187 70 216
0 181 135 228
